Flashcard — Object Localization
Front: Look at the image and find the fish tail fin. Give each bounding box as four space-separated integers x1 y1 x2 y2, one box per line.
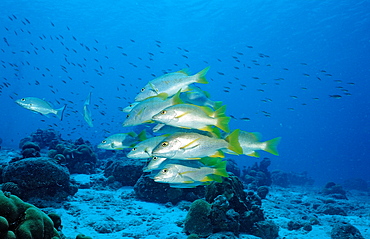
225 129 243 155
202 174 223 183
213 101 224 110
264 137 281 156
216 116 231 132
137 129 148 141
195 66 210 84
56 104 67 121
213 161 229 177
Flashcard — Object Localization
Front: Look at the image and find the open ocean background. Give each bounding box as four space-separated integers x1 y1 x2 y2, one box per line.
1 0 369 186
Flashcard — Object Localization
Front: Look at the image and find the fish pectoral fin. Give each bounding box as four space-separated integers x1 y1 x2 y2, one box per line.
180 139 200 150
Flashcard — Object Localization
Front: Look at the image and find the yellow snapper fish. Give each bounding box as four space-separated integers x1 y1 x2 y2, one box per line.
180 86 223 109
152 129 242 159
127 135 167 159
134 66 210 102
122 102 140 113
152 103 230 132
83 92 93 127
98 130 147 150
122 92 183 127
144 156 221 172
236 130 281 157
15 97 66 120
153 160 228 185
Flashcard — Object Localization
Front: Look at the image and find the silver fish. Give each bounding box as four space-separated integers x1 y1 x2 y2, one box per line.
83 92 93 127
135 66 210 101
15 97 66 120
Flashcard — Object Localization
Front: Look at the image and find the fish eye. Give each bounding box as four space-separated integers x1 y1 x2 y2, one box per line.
132 147 136 151
162 168 168 174
161 142 169 147
160 110 166 115
140 88 145 92
126 114 130 118
21 98 26 101
102 140 107 144
153 156 158 160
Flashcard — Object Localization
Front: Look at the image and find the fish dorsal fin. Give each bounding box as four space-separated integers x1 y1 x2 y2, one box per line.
171 90 184 105
127 131 138 138
250 132 262 141
137 129 147 141
176 69 190 75
194 105 214 117
209 150 225 158
180 138 200 150
213 105 227 117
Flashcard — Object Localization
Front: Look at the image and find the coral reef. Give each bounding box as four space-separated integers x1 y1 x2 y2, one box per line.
49 138 97 174
1 157 77 204
20 142 41 158
241 158 272 190
19 128 62 149
183 175 273 237
271 170 314 187
184 199 213 237
0 190 61 238
104 157 146 186
342 178 369 191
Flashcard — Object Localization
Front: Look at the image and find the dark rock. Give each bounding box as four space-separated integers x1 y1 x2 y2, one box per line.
225 158 240 177
1 157 77 203
287 220 303 230
303 222 312 232
20 141 41 158
252 220 279 239
331 222 364 239
322 182 347 200
257 186 269 199
206 232 238 239
317 204 347 216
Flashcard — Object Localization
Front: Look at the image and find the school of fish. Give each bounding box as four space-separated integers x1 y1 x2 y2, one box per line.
98 67 281 188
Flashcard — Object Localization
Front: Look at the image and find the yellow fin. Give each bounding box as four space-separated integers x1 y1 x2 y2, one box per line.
213 101 223 110
264 137 281 156
213 105 227 117
209 150 225 158
225 129 243 155
247 151 260 158
214 161 229 177
127 132 137 137
176 68 190 75
216 116 230 132
195 66 210 84
171 90 184 105
137 129 147 141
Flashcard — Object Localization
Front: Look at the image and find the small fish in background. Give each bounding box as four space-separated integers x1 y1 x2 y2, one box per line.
235 130 281 157
329 94 342 99
97 130 147 150
83 92 93 127
15 97 66 120
135 66 210 101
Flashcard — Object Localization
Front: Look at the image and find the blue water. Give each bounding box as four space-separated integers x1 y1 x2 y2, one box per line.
1 0 369 186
